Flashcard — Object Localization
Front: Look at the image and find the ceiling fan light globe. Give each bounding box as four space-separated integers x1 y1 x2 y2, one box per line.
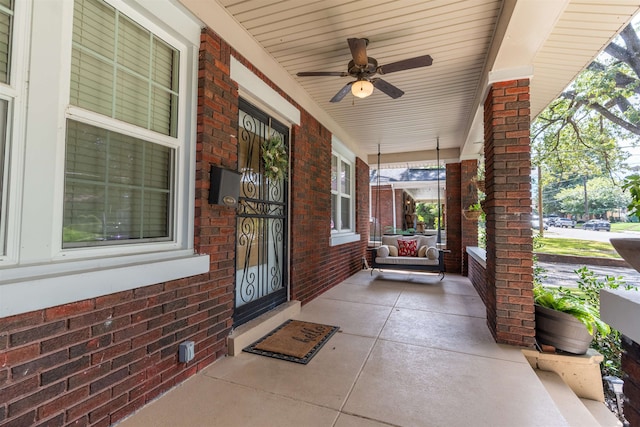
351 80 374 98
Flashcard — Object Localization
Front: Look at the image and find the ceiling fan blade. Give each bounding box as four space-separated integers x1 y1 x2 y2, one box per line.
347 38 368 67
378 55 433 74
330 82 354 103
372 78 404 99
297 71 349 77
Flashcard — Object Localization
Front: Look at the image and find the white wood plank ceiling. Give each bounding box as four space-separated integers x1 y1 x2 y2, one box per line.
187 0 640 167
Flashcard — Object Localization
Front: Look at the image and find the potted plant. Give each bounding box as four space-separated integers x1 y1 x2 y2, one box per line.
462 202 483 221
534 285 610 354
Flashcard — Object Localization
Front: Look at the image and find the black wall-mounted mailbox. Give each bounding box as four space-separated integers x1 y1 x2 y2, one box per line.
209 165 241 207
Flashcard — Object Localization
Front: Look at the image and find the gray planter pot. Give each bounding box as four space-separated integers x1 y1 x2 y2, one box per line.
535 304 593 354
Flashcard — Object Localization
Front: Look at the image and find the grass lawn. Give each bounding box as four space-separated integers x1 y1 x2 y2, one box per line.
609 222 640 232
536 237 621 259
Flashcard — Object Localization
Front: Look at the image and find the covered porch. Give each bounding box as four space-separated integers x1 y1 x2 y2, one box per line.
119 270 611 426
3 1 640 426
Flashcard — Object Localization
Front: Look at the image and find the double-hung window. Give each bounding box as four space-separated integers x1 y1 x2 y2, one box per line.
0 0 206 318
330 137 360 246
64 0 179 248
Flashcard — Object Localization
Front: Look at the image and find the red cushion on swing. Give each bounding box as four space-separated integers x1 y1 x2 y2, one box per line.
397 239 418 257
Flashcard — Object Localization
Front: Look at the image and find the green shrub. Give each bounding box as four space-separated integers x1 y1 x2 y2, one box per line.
532 234 546 287
533 261 638 377
574 267 638 377
623 174 640 221
533 285 610 336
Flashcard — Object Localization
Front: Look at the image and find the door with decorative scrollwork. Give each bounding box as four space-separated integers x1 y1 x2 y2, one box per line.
234 99 288 326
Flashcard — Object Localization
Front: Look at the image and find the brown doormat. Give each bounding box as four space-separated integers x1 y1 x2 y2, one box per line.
243 320 339 364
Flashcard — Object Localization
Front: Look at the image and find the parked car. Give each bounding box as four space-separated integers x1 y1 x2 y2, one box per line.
531 220 548 230
546 216 560 226
582 219 611 231
556 218 576 228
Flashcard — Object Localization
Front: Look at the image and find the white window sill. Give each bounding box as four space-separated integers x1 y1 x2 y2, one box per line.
0 252 210 317
330 232 361 247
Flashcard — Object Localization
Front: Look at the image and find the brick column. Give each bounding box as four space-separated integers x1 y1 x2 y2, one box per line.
445 163 461 274
483 79 535 347
461 159 479 276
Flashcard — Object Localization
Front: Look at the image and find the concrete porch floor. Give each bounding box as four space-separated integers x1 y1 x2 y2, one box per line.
118 270 587 427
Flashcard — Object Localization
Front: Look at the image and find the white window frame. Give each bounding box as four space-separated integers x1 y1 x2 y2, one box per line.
331 136 360 246
0 0 208 318
0 0 28 265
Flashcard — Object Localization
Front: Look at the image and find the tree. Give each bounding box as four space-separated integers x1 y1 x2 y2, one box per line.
554 177 630 218
415 203 438 229
532 22 640 182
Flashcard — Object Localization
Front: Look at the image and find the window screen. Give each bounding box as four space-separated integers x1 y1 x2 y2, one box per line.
63 120 173 247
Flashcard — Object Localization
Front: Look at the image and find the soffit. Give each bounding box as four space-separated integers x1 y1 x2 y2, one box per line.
182 0 640 167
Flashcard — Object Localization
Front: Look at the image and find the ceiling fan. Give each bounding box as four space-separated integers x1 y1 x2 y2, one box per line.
296 38 433 103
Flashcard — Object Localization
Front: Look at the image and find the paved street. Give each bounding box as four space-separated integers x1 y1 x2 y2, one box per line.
537 226 640 287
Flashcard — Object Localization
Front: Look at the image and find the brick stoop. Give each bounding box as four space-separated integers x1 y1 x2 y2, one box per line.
524 349 622 426
535 370 621 427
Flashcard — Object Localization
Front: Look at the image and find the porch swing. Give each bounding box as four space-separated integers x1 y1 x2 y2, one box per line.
369 140 446 279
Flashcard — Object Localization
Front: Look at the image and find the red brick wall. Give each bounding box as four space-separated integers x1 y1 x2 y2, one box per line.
371 185 393 235
483 79 534 347
445 163 461 274
289 116 369 303
288 109 331 303
461 159 479 276
0 275 229 427
371 185 405 234
468 253 494 332
0 27 368 426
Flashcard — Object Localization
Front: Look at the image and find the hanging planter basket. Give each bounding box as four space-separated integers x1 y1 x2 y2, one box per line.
462 209 482 221
262 136 288 182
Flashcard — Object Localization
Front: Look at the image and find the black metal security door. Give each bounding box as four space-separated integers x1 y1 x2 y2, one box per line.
234 99 289 326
